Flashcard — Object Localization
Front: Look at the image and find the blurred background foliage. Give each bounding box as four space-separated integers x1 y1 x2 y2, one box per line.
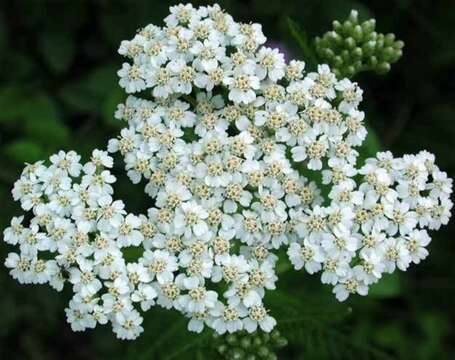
0 0 454 359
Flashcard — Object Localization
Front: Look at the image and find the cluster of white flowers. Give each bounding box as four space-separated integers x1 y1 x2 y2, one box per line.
3 3 453 340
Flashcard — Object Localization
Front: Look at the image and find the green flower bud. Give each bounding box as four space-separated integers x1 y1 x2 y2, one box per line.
382 46 396 61
270 329 281 340
362 19 376 34
314 9 404 78
232 348 245 360
352 47 363 59
395 40 405 49
332 20 342 31
333 56 343 67
226 334 238 345
366 31 377 42
345 37 356 49
328 31 342 45
369 55 378 67
218 345 228 354
376 62 391 74
362 40 375 55
353 25 363 41
240 337 252 349
275 337 289 348
213 331 287 360
384 33 396 45
257 346 270 358
323 48 335 60
262 333 271 343
348 10 359 24
341 49 350 61
342 20 354 34
253 337 263 347
376 36 384 49
345 65 356 77
353 60 362 70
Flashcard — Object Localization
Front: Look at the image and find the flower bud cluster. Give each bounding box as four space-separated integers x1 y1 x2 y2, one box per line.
214 329 287 360
315 10 404 78
3 3 452 341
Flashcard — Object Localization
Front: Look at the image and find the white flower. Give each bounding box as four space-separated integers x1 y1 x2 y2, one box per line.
65 301 96 332
429 170 452 199
212 254 250 283
210 302 247 334
113 309 144 340
256 47 286 81
3 216 25 245
5 252 33 284
165 3 198 27
177 276 217 313
31 259 59 284
384 201 417 236
127 262 151 283
379 237 411 272
321 255 350 285
50 151 82 177
69 260 102 297
287 241 324 274
355 249 384 285
224 281 262 308
90 149 114 168
335 79 363 114
131 283 157 311
168 59 195 95
81 166 116 194
243 305 276 333
106 276 131 296
223 66 260 104
115 214 144 247
186 311 210 333
321 225 359 257
141 250 178 284
191 38 225 72
286 60 305 81
405 229 431 264
147 65 174 98
333 270 368 301
174 201 209 238
118 62 147 93
3 3 452 341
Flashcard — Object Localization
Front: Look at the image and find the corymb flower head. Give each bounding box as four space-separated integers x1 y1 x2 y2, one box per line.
3 3 453 340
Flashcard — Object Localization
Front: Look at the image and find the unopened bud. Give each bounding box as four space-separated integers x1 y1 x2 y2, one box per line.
314 9 404 78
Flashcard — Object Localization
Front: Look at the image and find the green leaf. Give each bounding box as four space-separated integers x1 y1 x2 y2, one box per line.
287 17 319 71
23 95 59 122
357 125 381 165
369 273 401 298
0 90 69 149
0 12 7 52
60 64 118 113
0 87 25 124
39 32 75 74
3 140 46 163
102 87 125 128
22 95 69 147
364 125 381 154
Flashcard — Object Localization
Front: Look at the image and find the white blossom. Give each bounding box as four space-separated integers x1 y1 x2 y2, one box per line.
2 4 452 341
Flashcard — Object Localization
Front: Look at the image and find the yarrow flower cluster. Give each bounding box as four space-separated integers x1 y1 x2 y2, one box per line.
3 4 453 340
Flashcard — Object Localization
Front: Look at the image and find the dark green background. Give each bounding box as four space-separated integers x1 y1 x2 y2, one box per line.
0 0 454 359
